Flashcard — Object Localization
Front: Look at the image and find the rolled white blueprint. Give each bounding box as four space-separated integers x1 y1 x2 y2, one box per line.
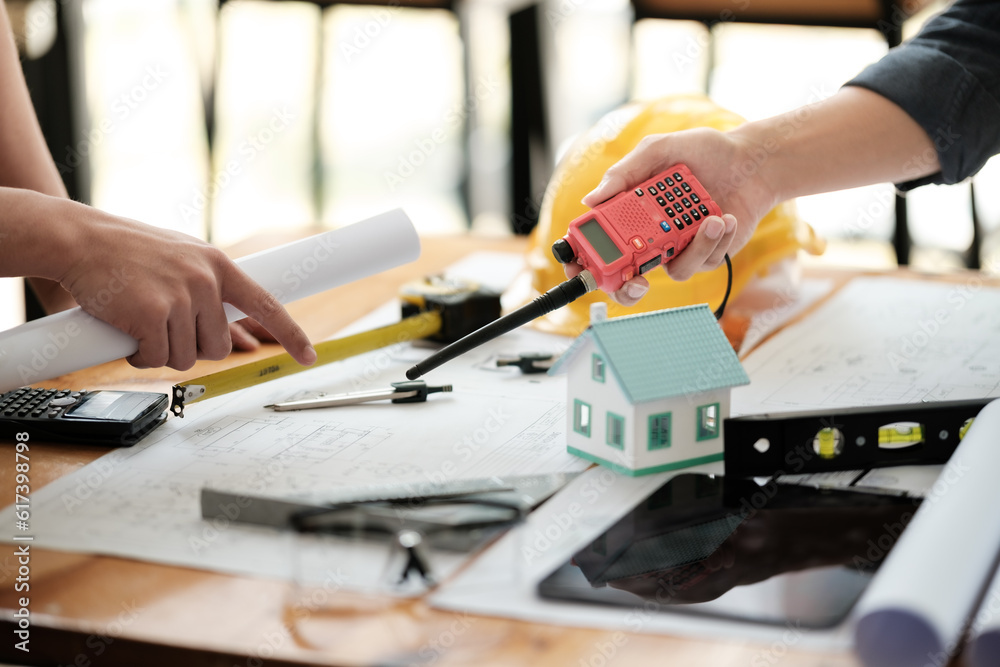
853 398 1000 667
964 556 1000 665
0 208 420 392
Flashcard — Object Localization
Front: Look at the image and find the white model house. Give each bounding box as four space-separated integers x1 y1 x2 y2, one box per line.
548 305 749 476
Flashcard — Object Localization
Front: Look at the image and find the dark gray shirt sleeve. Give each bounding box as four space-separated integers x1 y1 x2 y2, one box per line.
845 0 1000 190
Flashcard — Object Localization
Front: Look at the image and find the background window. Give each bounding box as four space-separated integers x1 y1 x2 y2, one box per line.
648 412 671 450
697 403 720 440
573 399 592 437
606 412 624 449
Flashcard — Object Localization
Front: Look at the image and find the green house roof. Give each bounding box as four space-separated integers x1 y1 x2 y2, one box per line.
548 305 749 403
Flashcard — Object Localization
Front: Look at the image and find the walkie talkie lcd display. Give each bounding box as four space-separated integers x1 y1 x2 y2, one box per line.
551 165 722 293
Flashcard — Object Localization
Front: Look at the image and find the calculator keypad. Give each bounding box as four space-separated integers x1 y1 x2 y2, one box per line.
0 388 86 419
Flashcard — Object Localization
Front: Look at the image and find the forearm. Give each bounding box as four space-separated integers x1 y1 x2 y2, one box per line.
729 86 939 208
0 188 78 282
1 3 78 313
0 4 67 198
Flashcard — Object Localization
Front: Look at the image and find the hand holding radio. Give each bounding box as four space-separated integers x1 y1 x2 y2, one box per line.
556 162 731 302
406 163 734 379
579 129 778 302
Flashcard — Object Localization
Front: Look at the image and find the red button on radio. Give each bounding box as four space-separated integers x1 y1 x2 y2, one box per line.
630 237 645 250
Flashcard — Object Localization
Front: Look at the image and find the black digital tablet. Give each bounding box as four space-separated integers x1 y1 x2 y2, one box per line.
537 473 918 628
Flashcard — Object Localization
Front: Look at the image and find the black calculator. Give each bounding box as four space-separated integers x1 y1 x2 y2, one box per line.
0 388 169 446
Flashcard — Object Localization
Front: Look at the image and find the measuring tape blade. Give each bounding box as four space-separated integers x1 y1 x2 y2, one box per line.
723 397 994 477
171 311 442 417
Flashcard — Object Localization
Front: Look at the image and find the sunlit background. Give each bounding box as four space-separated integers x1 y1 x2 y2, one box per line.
4 0 1000 330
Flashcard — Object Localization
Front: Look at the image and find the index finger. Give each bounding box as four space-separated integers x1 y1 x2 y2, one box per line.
582 135 671 207
222 266 316 366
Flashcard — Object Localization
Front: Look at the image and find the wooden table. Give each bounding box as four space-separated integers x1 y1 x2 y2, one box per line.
0 232 964 667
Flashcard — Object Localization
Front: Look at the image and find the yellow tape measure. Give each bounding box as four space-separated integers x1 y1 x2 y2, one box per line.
170 311 441 417
168 276 502 417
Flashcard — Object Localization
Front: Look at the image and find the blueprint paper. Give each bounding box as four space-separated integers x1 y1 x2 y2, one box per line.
732 276 1000 414
736 277 835 356
4 254 587 593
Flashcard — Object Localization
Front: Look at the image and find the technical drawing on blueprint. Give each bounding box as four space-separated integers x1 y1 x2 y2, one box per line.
733 276 1000 414
6 299 586 590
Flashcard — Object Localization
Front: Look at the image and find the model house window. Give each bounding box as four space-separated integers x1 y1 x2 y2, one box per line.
648 412 671 450
573 399 592 437
697 403 720 440
606 413 624 449
591 354 605 382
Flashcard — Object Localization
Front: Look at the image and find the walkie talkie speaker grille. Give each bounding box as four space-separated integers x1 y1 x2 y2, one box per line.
603 196 653 237
525 94 825 339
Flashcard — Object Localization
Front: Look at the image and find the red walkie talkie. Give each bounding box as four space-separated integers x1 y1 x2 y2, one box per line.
551 165 721 293
406 164 728 380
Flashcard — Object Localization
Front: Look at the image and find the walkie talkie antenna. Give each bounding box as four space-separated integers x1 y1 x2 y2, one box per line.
405 271 598 380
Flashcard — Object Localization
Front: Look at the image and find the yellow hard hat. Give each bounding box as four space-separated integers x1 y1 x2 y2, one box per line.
526 94 825 337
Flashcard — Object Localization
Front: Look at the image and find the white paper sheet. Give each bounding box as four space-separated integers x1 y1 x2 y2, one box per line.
737 277 835 356
0 209 420 392
3 253 587 594
732 276 1000 415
